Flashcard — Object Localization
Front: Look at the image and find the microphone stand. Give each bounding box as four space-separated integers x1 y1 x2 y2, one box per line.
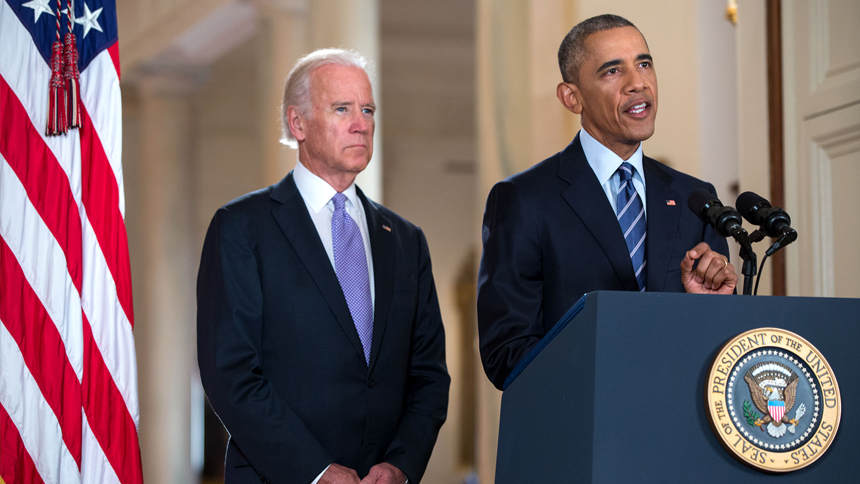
765 227 798 257
751 226 795 295
730 226 757 296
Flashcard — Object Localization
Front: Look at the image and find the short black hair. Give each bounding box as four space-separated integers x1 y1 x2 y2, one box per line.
558 14 640 85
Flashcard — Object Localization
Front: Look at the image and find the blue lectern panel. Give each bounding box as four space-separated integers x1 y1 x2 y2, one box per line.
496 292 858 483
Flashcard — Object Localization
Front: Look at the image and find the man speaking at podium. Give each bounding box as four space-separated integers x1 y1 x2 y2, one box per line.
478 14 739 390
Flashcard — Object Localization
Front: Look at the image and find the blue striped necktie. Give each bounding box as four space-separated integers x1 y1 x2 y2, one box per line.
331 193 373 364
616 162 647 291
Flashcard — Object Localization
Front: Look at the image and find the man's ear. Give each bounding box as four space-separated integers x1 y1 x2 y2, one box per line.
287 105 306 143
556 82 583 115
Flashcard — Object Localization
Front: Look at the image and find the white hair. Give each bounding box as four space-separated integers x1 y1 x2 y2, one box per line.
279 48 373 148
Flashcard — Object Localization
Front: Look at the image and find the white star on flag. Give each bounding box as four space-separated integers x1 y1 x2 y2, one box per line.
75 2 103 37
22 0 55 22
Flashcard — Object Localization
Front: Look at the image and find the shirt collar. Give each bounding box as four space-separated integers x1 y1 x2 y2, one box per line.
579 128 646 187
293 159 359 212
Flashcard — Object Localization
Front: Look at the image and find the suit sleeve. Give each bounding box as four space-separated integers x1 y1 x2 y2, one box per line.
382 228 450 483
477 181 546 390
197 208 331 484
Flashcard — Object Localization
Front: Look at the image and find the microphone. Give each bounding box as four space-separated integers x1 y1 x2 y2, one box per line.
736 191 797 255
736 191 797 238
687 189 759 295
687 189 747 240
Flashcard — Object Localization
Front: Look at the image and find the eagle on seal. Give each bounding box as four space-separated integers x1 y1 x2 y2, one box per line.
744 371 801 438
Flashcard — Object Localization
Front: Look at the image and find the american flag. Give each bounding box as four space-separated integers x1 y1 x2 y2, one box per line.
0 0 143 483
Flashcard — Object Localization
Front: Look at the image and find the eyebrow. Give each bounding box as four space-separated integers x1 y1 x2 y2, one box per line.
331 101 377 110
596 53 653 73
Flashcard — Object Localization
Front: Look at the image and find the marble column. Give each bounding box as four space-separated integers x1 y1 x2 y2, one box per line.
310 0 383 202
256 1 310 185
125 70 203 484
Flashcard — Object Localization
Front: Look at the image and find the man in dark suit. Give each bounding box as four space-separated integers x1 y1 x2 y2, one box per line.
478 14 739 390
197 49 449 484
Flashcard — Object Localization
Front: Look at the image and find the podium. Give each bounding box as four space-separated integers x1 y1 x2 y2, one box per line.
495 292 858 483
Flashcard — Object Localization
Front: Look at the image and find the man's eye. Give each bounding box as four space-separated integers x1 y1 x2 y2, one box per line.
336 107 347 112
363 108 374 115
639 62 651 68
607 68 618 75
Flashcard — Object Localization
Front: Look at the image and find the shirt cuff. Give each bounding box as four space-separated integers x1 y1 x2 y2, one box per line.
310 463 331 484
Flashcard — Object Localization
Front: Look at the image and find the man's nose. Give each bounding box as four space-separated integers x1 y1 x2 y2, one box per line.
351 112 371 132
625 70 647 93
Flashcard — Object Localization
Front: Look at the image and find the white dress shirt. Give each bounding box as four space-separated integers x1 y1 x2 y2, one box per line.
293 159 376 484
293 159 376 305
579 128 647 216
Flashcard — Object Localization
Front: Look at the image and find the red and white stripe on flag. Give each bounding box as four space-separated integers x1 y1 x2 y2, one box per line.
768 402 785 423
1 0 143 483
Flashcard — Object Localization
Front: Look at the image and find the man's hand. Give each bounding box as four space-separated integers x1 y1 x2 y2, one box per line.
359 463 406 484
681 242 737 294
320 464 361 484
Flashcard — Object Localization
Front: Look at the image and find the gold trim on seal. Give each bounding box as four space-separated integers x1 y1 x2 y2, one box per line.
705 327 841 472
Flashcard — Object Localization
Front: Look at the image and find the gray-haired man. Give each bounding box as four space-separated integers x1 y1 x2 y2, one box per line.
197 48 449 484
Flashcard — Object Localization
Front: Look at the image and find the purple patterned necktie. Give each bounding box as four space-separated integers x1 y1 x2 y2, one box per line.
331 193 373 364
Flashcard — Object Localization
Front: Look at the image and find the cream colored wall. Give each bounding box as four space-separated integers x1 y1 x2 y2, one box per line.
735 1 772 295
821 105 860 297
783 0 860 297
255 6 308 187
123 80 201 484
577 0 700 177
193 39 266 230
380 2 477 482
118 0 234 70
697 0 739 206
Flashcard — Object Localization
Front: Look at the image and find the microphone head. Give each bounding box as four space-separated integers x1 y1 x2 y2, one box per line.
687 189 721 222
736 191 771 225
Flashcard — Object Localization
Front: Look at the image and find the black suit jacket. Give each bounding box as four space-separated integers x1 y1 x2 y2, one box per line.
477 135 730 389
197 172 449 484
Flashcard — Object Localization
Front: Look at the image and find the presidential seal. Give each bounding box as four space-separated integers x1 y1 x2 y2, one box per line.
705 328 841 472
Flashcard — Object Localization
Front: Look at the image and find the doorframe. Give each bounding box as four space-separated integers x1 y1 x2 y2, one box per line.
766 0 786 295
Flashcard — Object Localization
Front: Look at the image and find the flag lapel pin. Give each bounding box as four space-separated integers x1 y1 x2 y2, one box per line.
666 200 676 206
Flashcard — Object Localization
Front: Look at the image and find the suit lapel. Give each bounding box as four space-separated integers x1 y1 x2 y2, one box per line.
558 136 639 291
269 173 366 361
358 188 394 372
643 158 682 292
